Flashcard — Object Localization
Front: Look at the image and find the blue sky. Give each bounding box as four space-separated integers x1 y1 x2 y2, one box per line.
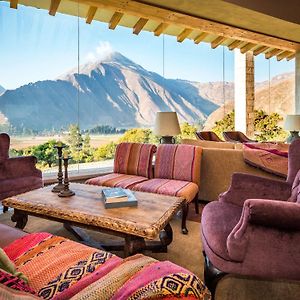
0 1 295 90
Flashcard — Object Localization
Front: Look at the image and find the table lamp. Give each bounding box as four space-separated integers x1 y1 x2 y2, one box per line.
154 112 181 144
284 115 300 143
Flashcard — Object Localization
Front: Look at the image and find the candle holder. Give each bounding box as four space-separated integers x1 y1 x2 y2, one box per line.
52 144 66 193
58 156 75 197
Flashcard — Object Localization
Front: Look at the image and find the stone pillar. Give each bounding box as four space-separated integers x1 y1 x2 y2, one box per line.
296 51 300 114
234 50 255 137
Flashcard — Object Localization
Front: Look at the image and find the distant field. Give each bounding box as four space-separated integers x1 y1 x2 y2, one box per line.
10 134 122 150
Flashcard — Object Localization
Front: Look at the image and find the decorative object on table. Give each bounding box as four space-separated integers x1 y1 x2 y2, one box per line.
284 114 300 143
102 188 137 208
52 142 66 193
58 151 75 197
154 111 181 144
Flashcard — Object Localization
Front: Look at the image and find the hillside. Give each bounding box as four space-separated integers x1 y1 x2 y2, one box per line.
0 85 5 96
204 72 294 130
0 52 218 131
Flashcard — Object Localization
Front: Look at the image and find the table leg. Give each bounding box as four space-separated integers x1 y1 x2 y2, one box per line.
11 209 28 229
124 235 146 257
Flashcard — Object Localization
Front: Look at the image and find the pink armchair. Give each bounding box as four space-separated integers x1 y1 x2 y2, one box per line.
201 139 300 297
0 133 43 212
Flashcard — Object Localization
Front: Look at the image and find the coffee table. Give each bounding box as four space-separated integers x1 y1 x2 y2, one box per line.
2 183 184 256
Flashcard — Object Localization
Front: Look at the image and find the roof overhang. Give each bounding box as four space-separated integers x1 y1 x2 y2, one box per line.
4 0 300 61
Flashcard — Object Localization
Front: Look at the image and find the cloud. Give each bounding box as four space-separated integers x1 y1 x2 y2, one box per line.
85 41 114 62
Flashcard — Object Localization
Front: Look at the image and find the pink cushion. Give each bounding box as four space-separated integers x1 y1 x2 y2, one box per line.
86 173 149 189
154 144 202 185
288 169 300 202
132 178 199 202
114 143 156 178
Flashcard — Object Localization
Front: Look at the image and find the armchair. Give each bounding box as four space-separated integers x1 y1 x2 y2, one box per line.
223 131 256 143
195 131 224 142
201 139 300 297
0 133 43 212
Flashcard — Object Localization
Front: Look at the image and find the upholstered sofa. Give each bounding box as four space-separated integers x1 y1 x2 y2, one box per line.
0 223 210 299
181 139 283 202
0 133 43 212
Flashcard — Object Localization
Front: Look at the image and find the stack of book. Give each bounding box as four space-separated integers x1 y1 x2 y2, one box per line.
102 188 137 208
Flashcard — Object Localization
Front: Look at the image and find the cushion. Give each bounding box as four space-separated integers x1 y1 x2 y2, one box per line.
132 178 199 202
113 143 156 178
0 285 39 299
86 173 149 189
288 169 300 203
154 144 202 185
0 177 42 194
201 201 242 261
182 139 235 149
0 268 35 295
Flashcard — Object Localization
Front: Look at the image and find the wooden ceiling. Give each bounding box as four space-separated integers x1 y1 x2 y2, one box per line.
5 0 300 61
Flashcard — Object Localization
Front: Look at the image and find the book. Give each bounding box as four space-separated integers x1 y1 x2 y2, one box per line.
102 188 138 209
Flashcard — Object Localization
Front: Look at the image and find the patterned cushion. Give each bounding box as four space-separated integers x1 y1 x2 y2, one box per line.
132 178 199 202
114 143 156 178
0 268 36 295
154 144 202 185
86 173 149 189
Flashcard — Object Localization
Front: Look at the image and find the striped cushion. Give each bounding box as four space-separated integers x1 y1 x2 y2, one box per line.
155 144 202 185
86 173 149 189
114 143 156 178
132 178 199 202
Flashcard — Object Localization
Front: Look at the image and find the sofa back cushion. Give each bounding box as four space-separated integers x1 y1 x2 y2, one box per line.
154 144 202 185
181 138 235 149
288 169 300 203
114 143 157 178
0 133 9 162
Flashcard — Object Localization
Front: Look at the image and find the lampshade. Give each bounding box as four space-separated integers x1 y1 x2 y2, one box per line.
284 115 300 131
154 112 181 136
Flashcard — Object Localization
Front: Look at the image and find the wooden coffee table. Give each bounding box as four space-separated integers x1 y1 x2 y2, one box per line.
3 183 184 256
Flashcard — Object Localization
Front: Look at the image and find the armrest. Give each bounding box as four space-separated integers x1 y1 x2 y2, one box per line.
3 156 42 179
219 173 291 206
226 199 300 261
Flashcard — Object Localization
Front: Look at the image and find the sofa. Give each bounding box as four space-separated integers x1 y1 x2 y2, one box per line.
0 133 43 212
86 142 202 234
0 223 211 300
181 139 283 202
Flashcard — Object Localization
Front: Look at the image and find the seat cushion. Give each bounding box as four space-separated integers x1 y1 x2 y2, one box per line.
86 173 149 189
154 144 202 186
114 143 156 178
201 201 242 261
132 178 199 202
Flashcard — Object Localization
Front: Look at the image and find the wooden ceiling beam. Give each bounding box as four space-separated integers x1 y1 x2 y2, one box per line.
49 0 61 16
287 53 296 61
133 18 148 35
10 0 18 9
71 0 299 52
265 48 283 59
109 12 123 30
211 36 227 49
240 42 256 54
86 6 98 24
228 40 243 50
253 45 269 56
154 23 168 36
177 28 193 43
194 32 209 44
276 50 294 61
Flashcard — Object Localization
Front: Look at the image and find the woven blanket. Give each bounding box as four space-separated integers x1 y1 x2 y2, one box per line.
243 142 289 178
4 233 210 300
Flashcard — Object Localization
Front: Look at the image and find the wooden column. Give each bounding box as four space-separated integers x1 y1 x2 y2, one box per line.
234 50 255 137
296 51 300 113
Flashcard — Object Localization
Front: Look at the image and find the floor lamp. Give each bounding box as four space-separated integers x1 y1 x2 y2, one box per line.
154 112 181 144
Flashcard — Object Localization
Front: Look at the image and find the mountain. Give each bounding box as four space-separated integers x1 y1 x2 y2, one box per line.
0 52 218 131
0 85 5 96
204 72 294 130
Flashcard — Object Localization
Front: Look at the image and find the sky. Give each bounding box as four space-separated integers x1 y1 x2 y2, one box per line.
0 1 295 90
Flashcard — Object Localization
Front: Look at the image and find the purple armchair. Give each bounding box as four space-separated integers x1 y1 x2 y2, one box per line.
201 139 300 296
222 131 256 143
0 133 43 212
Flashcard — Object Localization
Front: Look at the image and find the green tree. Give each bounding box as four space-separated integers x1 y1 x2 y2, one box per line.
93 142 117 161
118 128 155 143
212 111 234 138
178 122 197 140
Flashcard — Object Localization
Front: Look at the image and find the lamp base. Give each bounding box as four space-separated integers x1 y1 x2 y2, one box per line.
287 131 300 143
160 136 176 144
